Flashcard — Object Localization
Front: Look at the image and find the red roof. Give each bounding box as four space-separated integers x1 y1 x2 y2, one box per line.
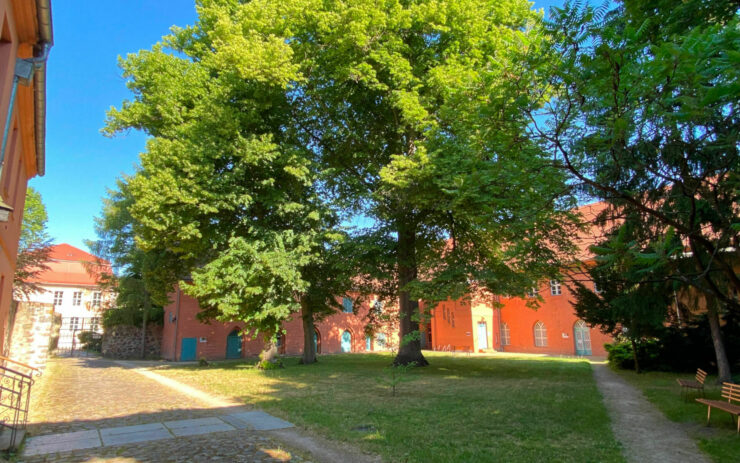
32 244 112 287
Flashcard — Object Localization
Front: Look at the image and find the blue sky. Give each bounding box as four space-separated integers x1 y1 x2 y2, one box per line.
33 0 565 251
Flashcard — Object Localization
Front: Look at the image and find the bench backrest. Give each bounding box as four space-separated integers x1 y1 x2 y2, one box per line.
721 382 740 404
696 368 707 385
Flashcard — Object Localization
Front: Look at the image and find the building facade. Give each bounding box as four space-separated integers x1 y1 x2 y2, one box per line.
26 244 113 350
0 0 52 354
162 202 615 361
162 288 399 362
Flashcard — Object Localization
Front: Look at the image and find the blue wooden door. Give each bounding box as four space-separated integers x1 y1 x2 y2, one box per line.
181 337 197 361
226 333 242 359
341 330 352 353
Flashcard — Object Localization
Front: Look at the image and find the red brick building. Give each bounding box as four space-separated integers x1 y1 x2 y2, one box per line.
162 202 614 361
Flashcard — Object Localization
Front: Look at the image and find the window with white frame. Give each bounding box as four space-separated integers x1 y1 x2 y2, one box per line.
53 291 64 305
92 291 102 307
500 323 511 346
90 317 101 332
372 300 384 314
550 279 562 296
72 292 82 306
534 321 547 347
527 287 538 298
69 317 80 330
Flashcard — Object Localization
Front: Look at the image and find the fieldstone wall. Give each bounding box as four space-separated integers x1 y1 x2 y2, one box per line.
8 301 54 371
102 325 163 359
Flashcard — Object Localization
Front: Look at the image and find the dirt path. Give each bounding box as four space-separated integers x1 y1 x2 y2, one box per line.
591 363 710 463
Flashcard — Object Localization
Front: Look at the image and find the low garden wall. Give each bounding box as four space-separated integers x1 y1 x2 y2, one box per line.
102 325 162 359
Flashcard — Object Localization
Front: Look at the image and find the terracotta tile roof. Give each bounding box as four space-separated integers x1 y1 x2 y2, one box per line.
32 243 112 286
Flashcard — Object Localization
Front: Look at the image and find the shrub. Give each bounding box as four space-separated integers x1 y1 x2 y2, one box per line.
606 313 740 373
103 306 164 329
78 331 102 352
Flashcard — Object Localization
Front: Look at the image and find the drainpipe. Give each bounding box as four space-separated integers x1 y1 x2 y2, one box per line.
172 286 181 361
0 1 53 220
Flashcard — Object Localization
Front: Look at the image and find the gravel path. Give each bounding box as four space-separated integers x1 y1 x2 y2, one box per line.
592 363 710 463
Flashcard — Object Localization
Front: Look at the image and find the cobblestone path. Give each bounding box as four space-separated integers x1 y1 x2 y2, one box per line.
21 357 307 462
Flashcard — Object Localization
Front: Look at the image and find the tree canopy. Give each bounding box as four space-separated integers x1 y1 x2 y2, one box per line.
106 0 581 365
13 187 53 300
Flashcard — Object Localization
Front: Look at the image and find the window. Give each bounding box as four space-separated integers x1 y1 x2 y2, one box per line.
342 297 353 313
534 321 547 347
500 323 511 346
53 291 64 305
550 279 561 296
376 333 387 349
92 291 102 307
372 300 383 314
69 317 80 330
593 282 601 294
72 292 82 306
90 317 100 332
527 287 538 298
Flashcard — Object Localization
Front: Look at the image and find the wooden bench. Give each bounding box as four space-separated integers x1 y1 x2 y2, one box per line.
696 382 740 434
677 368 707 400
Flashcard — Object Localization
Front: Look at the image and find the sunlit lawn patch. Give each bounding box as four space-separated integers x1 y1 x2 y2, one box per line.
155 352 622 463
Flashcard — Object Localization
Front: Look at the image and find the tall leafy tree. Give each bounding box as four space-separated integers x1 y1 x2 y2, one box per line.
87 179 178 358
107 0 578 366
13 187 53 300
530 1 739 380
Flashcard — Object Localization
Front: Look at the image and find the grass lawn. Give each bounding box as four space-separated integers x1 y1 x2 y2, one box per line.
155 352 623 463
615 369 740 462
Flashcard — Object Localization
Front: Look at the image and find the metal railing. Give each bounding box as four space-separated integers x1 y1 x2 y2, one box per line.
0 355 39 449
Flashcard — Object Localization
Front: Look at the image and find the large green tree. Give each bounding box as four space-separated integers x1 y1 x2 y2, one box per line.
530 1 739 380
13 187 53 300
107 0 578 366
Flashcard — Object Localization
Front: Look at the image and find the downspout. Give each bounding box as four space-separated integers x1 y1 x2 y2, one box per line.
0 1 53 218
172 286 181 361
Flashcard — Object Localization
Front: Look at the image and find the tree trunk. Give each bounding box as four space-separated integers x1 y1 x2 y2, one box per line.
140 302 149 360
300 297 317 365
706 296 732 383
393 219 428 367
259 338 280 367
630 338 640 374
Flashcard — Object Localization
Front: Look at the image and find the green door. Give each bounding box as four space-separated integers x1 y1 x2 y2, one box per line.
181 337 196 361
574 321 592 356
226 331 242 359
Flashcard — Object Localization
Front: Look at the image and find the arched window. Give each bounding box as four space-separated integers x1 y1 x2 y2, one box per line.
341 330 352 353
376 332 387 350
500 323 511 346
534 321 547 347
574 320 592 356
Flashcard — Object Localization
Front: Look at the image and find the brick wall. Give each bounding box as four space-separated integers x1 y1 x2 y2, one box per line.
7 301 54 371
102 325 163 359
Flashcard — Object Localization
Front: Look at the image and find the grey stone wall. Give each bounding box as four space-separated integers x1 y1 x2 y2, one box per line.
102 325 162 359
8 301 54 371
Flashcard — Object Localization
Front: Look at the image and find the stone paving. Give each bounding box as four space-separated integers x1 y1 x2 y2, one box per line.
21 357 308 462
